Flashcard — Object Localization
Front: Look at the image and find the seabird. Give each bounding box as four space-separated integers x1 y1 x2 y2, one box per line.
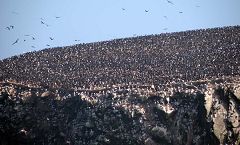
31 36 35 40
41 21 49 27
179 11 183 13
49 37 54 40
163 28 168 30
31 46 35 48
145 10 149 12
164 16 168 19
55 16 61 18
122 8 125 11
12 39 19 45
46 44 50 46
10 25 14 29
6 27 10 30
166 0 174 5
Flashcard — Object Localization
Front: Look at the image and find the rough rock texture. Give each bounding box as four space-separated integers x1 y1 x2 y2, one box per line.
0 26 240 145
0 79 239 145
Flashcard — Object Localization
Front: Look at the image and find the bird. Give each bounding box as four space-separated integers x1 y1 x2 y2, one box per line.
6 27 10 30
31 46 35 48
31 36 35 40
12 39 19 45
145 10 149 12
196 5 200 8
75 40 80 42
10 25 14 29
163 28 168 30
49 37 54 40
41 20 49 27
122 8 125 11
55 16 61 18
24 34 30 36
46 44 50 46
179 11 183 14
163 16 168 19
166 0 174 5
24 39 26 42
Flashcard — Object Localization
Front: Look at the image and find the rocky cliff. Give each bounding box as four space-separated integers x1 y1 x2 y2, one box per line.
0 26 240 145
0 78 239 145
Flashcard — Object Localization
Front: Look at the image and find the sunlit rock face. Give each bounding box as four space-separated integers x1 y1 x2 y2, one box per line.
1 26 240 145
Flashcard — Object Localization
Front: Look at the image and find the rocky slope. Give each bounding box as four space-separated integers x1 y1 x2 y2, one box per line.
0 26 240 145
0 78 239 145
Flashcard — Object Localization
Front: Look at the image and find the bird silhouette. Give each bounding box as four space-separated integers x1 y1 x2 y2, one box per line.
31 46 35 48
163 28 168 30
164 16 168 19
46 44 50 46
179 11 183 13
122 8 125 11
41 20 49 27
55 16 61 18
12 39 19 45
49 37 54 40
10 25 14 29
31 36 35 40
166 0 174 5
145 10 149 12
6 27 10 30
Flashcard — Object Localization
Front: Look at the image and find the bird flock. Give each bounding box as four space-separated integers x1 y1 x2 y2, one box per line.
3 0 201 49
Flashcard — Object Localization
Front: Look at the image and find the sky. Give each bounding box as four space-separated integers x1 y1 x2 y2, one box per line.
0 0 240 60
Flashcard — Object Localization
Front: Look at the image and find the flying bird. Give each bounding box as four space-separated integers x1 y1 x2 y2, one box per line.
179 11 183 14
10 25 14 29
122 8 125 11
55 16 61 18
145 10 149 12
163 28 168 30
41 20 49 27
31 36 35 40
75 40 80 41
31 46 35 48
163 16 168 19
46 44 50 46
49 37 54 40
12 39 19 45
166 0 174 5
6 27 10 30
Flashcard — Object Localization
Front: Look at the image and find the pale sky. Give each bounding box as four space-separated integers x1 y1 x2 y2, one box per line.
0 0 240 59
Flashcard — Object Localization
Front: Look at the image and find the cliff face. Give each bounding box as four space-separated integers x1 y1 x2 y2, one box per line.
0 79 239 145
1 26 240 145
